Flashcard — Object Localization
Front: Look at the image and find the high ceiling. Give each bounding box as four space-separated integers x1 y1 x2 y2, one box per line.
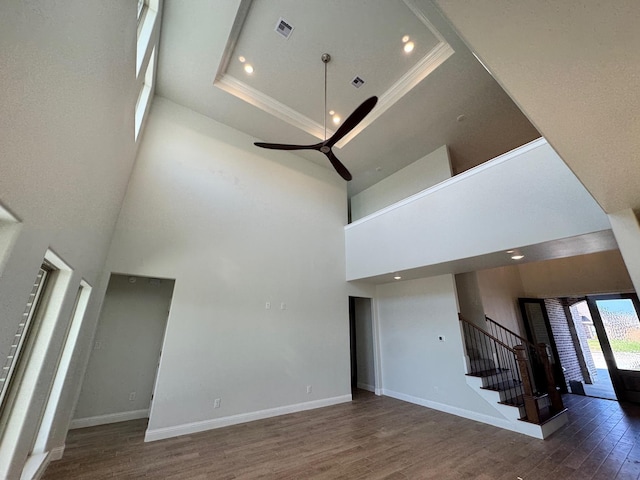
435 0 640 214
156 0 540 196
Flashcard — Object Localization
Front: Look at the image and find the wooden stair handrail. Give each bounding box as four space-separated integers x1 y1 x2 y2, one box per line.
485 315 536 348
458 314 515 353
537 343 565 412
514 345 541 424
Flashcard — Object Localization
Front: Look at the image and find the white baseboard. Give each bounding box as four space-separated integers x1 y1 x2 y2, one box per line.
20 452 48 480
381 388 517 433
20 446 65 480
356 382 375 392
70 409 149 429
145 394 352 442
49 445 65 461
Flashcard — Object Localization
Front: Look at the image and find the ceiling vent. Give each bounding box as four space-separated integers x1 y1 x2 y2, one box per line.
275 17 294 39
351 76 365 88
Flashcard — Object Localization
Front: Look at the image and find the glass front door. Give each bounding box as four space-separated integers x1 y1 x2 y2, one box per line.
587 294 640 403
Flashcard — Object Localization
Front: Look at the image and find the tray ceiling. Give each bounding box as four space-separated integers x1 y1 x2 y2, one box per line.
215 0 453 146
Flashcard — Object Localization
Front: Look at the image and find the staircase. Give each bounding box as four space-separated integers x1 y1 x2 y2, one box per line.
460 315 568 439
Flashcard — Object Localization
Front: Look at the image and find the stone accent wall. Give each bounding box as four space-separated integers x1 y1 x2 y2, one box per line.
544 298 582 390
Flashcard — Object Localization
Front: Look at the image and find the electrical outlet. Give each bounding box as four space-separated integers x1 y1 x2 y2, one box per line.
129 392 136 401
265 302 271 310
214 398 221 408
306 385 312 394
94 341 102 350
280 302 286 310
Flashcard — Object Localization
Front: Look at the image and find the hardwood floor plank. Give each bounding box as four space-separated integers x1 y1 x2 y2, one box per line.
43 392 640 480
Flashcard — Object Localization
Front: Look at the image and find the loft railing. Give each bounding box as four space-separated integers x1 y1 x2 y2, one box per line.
459 314 564 424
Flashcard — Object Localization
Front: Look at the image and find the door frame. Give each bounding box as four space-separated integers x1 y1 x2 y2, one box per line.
518 297 568 393
586 293 640 403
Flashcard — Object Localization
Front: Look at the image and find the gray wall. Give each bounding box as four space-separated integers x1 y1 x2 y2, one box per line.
354 297 375 391
73 275 174 424
105 98 351 440
0 2 142 476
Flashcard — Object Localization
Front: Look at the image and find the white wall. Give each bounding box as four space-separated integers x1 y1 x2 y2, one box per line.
608 209 640 296
454 272 486 328
345 139 611 281
0 2 140 477
350 145 451 221
377 275 501 419
73 275 174 426
477 266 525 336
105 97 351 440
354 297 375 391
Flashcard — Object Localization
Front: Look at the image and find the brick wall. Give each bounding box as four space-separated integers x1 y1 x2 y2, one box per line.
544 298 583 390
568 300 598 383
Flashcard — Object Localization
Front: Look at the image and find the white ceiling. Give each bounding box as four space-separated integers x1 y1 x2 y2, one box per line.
156 0 540 196
435 0 640 214
155 0 628 275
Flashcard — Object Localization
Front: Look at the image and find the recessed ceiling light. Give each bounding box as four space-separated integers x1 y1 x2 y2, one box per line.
394 275 402 280
506 250 514 254
511 255 525 260
332 115 341 125
244 64 254 74
456 114 466 122
328 110 335 116
238 56 246 63
404 41 415 53
402 35 410 43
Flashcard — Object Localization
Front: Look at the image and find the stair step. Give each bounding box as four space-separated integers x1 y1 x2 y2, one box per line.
519 408 568 426
499 395 524 407
482 379 522 392
466 368 509 378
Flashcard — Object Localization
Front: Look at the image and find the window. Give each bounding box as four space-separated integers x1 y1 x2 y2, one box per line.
135 0 160 140
135 46 155 139
137 0 147 24
0 264 52 414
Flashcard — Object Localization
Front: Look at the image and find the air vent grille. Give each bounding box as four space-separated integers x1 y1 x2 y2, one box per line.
275 17 294 39
351 76 365 88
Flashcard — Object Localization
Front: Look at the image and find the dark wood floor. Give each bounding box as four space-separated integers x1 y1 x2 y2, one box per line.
43 391 640 479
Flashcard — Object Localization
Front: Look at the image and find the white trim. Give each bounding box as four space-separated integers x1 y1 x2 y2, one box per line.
334 42 454 148
70 409 149 430
214 0 454 147
345 137 548 229
20 452 48 480
144 395 352 442
32 281 91 454
214 75 330 140
381 388 548 439
49 446 64 461
19 446 64 480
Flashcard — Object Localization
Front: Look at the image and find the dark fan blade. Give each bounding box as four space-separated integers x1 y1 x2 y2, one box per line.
254 142 320 151
326 96 377 148
325 149 352 181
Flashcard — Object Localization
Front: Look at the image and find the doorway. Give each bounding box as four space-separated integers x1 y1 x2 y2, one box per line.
518 298 568 393
567 299 617 400
586 294 640 403
72 274 174 428
348 297 376 395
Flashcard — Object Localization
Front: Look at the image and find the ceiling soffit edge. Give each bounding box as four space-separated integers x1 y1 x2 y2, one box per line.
213 0 454 146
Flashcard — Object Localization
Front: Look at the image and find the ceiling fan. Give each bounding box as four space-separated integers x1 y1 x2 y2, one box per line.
254 53 377 181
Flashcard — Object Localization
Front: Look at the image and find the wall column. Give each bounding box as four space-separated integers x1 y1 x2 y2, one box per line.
609 208 640 294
